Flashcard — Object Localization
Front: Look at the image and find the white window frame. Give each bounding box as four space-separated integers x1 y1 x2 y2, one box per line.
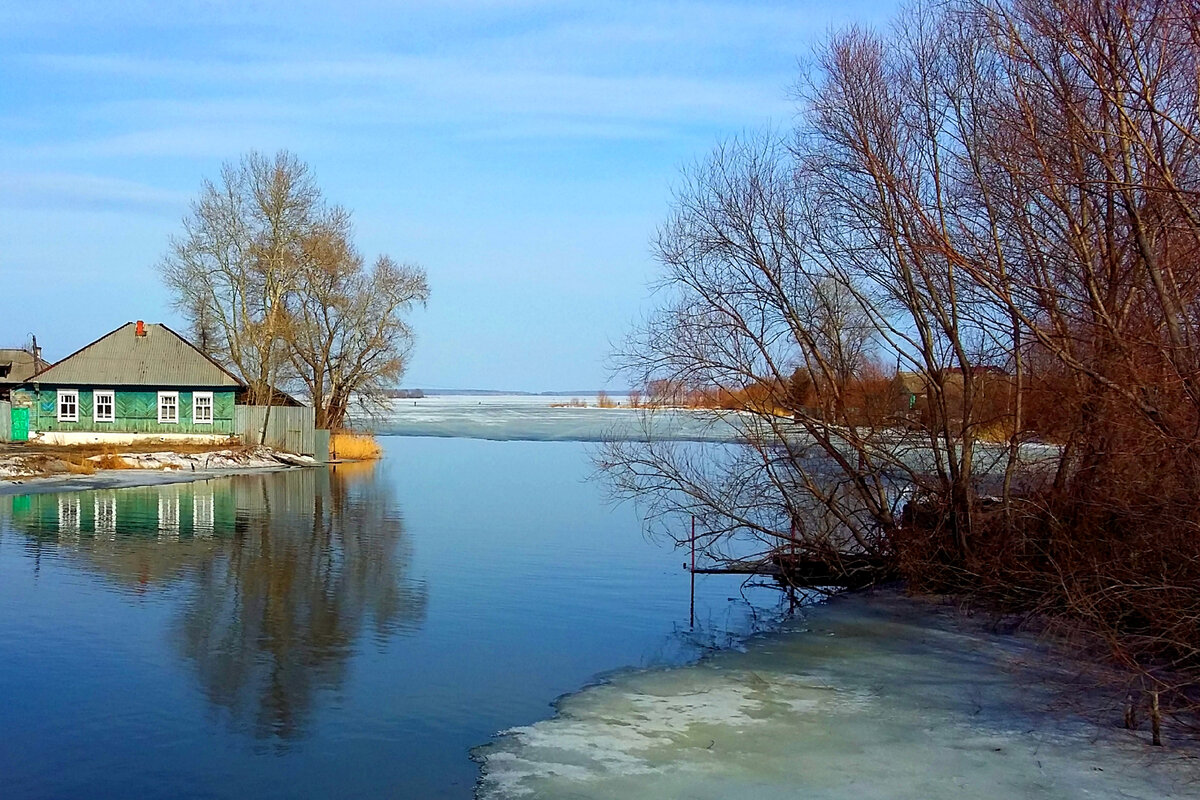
58 496 81 534
158 391 179 424
193 391 214 425
57 389 79 422
194 490 214 537
94 389 115 423
159 493 180 540
95 494 117 538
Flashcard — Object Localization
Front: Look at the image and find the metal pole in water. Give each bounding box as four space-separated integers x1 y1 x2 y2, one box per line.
690 516 696 629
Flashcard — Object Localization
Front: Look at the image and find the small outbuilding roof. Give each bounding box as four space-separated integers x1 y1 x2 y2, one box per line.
893 371 926 394
0 348 47 385
29 322 244 388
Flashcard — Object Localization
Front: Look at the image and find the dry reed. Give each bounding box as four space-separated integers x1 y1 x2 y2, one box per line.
331 431 383 461
93 453 134 470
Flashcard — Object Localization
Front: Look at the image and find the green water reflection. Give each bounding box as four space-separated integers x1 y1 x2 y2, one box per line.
0 465 428 741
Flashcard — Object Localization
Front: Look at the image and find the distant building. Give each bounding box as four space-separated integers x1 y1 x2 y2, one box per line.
889 367 1013 426
11 321 244 445
891 371 927 417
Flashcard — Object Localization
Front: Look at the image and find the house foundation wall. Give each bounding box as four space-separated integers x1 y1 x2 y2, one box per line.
31 431 237 447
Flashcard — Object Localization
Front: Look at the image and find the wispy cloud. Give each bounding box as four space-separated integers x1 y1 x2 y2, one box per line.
0 172 189 211
10 51 789 157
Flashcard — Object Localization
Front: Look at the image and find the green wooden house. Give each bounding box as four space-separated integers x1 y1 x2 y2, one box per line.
11 321 244 445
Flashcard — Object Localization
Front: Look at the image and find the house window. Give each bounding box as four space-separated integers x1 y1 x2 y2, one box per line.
158 391 178 424
193 392 213 424
57 390 78 422
94 390 115 423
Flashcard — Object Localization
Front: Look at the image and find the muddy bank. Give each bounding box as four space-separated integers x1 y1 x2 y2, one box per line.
0 447 318 496
476 589 1199 799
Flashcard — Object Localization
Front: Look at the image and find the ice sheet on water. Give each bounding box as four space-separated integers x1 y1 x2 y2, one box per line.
365 397 1062 477
476 592 1199 799
365 396 743 443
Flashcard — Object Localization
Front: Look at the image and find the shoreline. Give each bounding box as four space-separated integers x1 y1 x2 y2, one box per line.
476 587 1200 799
0 464 304 496
0 446 321 496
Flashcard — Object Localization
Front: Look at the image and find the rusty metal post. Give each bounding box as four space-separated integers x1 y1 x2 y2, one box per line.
690 516 696 629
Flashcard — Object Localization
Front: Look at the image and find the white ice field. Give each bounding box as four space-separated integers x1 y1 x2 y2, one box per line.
475 591 1199 800
370 396 1059 463
368 394 727 442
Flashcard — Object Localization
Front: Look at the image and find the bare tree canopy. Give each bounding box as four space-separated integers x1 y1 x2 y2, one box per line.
604 0 1200 711
159 150 429 429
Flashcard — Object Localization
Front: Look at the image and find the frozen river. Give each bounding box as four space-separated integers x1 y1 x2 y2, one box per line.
0 437 783 798
366 394 735 442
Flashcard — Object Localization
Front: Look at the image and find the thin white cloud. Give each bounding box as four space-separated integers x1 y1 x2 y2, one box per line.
6 0 827 158
15 53 789 150
457 119 676 142
8 123 327 161
0 171 189 210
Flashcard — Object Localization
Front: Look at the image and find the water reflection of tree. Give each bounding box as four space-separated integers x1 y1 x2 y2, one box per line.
176 464 427 741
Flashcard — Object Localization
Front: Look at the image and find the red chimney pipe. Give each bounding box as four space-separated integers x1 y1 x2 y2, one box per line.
136 320 146 337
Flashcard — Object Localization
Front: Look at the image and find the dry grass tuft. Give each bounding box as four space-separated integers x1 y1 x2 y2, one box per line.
64 457 96 475
93 453 134 470
331 431 383 461
973 419 1016 444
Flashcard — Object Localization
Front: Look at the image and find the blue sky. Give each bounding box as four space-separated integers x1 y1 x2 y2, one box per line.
1 0 896 391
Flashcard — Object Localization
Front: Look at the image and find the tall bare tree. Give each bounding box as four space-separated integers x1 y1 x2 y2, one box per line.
285 220 429 429
604 0 1200 702
160 151 321 405
159 150 428 430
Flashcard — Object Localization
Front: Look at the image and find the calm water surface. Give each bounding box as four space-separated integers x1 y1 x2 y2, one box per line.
0 438 780 799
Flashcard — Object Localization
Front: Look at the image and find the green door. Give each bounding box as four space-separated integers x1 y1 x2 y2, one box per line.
11 407 28 442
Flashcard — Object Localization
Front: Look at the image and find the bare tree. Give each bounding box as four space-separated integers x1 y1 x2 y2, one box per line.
160 151 321 405
604 0 1200 717
160 150 428 430
600 132 904 587
284 220 429 429
604 0 1200 724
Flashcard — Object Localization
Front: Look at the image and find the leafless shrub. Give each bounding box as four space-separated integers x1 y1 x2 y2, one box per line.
603 0 1200 720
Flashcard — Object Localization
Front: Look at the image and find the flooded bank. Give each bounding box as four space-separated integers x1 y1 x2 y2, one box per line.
477 590 1199 799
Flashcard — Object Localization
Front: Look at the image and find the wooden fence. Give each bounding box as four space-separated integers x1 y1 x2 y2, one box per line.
235 405 325 459
0 400 10 442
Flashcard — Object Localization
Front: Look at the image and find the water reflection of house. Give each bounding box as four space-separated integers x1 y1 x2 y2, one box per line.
0 484 233 590
0 465 427 742
9 483 236 541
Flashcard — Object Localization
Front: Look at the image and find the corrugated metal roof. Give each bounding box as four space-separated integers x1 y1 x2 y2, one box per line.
0 348 46 385
30 323 243 388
